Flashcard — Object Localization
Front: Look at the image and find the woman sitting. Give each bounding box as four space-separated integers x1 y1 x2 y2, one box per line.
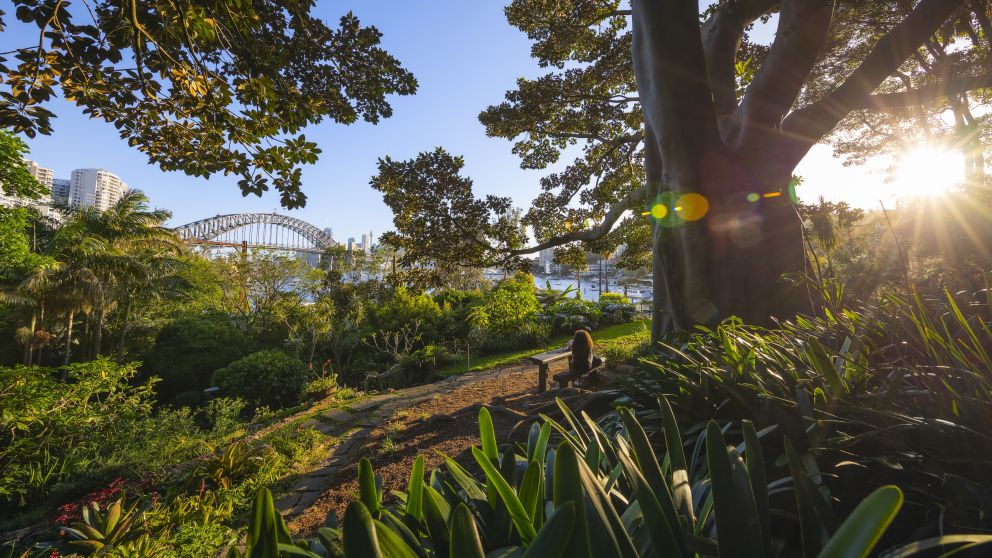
570 329 596 376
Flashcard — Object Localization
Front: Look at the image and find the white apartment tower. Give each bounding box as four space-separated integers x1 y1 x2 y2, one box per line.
0 159 55 208
25 160 54 192
70 168 128 211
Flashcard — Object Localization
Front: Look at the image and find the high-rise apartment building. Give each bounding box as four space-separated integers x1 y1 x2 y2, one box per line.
69 168 128 211
51 178 71 206
1 159 55 208
25 160 54 191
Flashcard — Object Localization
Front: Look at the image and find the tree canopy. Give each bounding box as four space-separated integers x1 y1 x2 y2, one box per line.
0 0 416 207
373 0 990 338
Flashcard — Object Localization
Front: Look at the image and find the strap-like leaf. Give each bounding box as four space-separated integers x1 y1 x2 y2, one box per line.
472 446 537 543
343 501 383 558
406 455 425 523
742 420 771 556
450 503 485 558
422 486 451 558
521 501 575 558
818 486 902 558
358 458 380 514
785 436 828 557
705 421 764 558
480 407 499 462
247 488 279 558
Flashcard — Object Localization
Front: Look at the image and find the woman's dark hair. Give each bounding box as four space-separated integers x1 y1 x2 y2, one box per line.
572 329 594 374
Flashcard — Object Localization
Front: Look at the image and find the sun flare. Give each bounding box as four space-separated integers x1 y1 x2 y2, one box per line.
894 145 964 199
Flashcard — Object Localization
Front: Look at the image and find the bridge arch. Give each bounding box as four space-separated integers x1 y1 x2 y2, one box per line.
174 213 337 252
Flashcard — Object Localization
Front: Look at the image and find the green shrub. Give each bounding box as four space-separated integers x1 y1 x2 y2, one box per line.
543 298 602 334
148 313 248 402
599 327 650 364
212 350 309 409
468 272 545 352
598 292 630 305
623 288 992 537
0 359 155 506
235 402 990 557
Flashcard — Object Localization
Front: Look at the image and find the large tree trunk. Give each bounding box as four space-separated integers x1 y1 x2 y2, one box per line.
634 0 809 342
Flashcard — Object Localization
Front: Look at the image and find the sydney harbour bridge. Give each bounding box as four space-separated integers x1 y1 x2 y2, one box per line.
174 213 337 264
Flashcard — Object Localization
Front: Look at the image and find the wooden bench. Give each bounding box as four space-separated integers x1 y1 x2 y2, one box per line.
528 347 571 392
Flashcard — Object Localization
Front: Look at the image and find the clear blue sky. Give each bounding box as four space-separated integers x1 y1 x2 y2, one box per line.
2 3 911 240
1 1 557 239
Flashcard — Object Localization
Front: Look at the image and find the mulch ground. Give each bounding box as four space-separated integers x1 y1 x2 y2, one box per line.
288 360 588 535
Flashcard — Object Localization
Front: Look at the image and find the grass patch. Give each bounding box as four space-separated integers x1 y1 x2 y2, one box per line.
438 319 650 376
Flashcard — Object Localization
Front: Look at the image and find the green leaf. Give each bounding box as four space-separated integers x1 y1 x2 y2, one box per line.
705 421 764 558
553 442 591 558
616 444 684 557
555 398 590 448
659 396 692 519
518 460 543 523
620 408 684 550
742 420 771 556
276 543 322 557
785 436 828 557
359 458 380 515
246 488 279 558
480 407 499 462
422 486 451 558
527 422 552 463
817 486 902 558
472 446 537 543
807 339 847 395
881 534 992 558
450 503 485 558
373 518 421 558
406 455 425 523
521 501 575 558
442 454 487 502
342 501 383 558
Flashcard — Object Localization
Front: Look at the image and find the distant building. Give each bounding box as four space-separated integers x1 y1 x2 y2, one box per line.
538 247 558 274
25 160 54 191
347 237 356 251
1 160 57 213
323 227 334 241
51 178 71 206
361 231 373 252
70 168 128 211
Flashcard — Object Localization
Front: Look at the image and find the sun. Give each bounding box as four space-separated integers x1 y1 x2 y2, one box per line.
894 145 964 199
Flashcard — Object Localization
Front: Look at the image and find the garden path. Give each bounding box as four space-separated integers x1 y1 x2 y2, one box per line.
271 358 608 535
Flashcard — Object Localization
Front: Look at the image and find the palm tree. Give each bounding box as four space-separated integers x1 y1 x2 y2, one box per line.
70 192 179 357
113 249 190 355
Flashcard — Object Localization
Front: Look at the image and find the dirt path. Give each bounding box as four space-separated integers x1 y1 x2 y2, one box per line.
277 359 589 535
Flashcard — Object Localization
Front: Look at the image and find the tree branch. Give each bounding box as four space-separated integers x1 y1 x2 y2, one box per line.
733 0 834 145
507 185 648 257
782 0 966 156
701 0 780 116
853 72 992 110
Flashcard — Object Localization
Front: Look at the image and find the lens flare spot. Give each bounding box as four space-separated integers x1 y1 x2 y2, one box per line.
675 193 709 221
746 192 760 203
650 203 668 219
763 191 781 198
